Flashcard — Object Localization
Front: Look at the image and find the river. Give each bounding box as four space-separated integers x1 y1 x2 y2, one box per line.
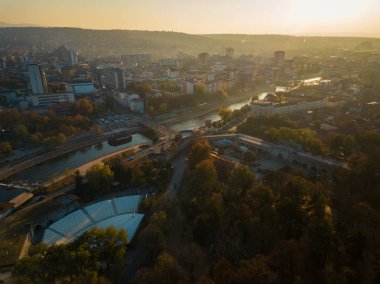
12 134 150 183
170 99 250 131
11 99 250 183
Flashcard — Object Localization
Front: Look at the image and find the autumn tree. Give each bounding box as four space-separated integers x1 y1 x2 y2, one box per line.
188 138 211 168
76 98 94 116
0 141 12 155
218 107 232 124
86 163 114 193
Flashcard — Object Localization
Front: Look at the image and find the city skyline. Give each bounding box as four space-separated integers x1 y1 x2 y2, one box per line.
2 0 380 37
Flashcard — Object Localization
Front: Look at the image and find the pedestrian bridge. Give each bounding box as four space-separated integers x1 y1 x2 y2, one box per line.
206 134 347 174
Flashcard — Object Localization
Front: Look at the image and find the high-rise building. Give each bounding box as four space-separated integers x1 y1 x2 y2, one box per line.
28 62 48 95
225 47 235 58
198 52 210 66
69 49 78 66
274 51 285 67
101 67 126 90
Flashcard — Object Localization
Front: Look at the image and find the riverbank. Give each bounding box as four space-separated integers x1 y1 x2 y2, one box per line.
0 133 106 181
43 145 139 187
158 92 252 126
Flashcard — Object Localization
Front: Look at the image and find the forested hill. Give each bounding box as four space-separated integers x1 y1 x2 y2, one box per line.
1 27 380 58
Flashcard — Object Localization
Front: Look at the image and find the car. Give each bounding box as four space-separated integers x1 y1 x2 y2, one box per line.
35 195 46 202
127 156 134 161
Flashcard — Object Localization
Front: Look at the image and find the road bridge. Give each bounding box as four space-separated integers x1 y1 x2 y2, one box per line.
138 118 179 137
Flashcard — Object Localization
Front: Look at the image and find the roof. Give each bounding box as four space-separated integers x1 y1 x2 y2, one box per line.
42 195 144 246
9 192 33 208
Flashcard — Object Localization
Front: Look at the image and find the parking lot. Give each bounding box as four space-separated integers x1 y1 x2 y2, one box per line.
96 114 137 133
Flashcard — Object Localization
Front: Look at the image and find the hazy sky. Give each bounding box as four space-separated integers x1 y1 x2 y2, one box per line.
2 0 380 36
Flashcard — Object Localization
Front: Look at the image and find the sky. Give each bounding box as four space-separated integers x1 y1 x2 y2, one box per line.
2 0 380 36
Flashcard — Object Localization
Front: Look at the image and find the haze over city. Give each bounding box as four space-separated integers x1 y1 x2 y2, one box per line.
1 0 380 283
2 0 380 36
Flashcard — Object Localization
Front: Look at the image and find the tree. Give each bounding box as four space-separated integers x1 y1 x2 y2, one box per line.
76 98 94 116
77 226 128 271
194 84 205 96
86 163 114 193
14 123 29 138
218 107 232 124
228 165 255 194
159 103 168 113
133 252 186 284
13 227 127 283
0 141 12 155
190 159 218 196
216 90 228 100
188 139 211 168
213 258 239 284
130 167 146 187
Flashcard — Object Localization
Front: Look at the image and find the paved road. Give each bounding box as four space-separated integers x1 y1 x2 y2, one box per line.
166 151 188 197
0 133 106 181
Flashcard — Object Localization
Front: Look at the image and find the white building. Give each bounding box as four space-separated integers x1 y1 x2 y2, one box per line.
28 62 48 95
159 58 181 68
31 93 75 107
184 81 195 94
69 49 78 66
251 98 328 116
114 93 144 113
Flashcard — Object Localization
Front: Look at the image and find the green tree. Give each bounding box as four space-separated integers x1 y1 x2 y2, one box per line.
86 163 114 193
130 167 146 187
190 159 218 197
78 226 128 271
0 141 12 155
228 165 255 194
159 103 168 113
188 139 211 168
218 107 232 124
14 123 29 138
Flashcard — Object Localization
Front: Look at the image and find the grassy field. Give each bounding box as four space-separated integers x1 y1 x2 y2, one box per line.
0 199 61 266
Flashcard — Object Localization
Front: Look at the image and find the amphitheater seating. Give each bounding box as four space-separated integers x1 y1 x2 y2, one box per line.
114 195 142 214
84 200 115 222
42 195 144 246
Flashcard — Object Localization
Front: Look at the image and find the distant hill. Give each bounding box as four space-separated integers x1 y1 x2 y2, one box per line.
0 22 40 27
0 27 380 59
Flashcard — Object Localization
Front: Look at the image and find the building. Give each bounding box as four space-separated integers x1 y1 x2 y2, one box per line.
198 52 210 66
0 189 34 221
101 68 126 90
0 91 19 108
28 62 48 95
31 93 75 107
42 195 144 246
274 51 285 67
225 47 235 58
69 49 78 66
167 68 180 79
63 81 95 98
184 81 195 94
159 58 181 68
113 93 145 113
251 97 328 116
